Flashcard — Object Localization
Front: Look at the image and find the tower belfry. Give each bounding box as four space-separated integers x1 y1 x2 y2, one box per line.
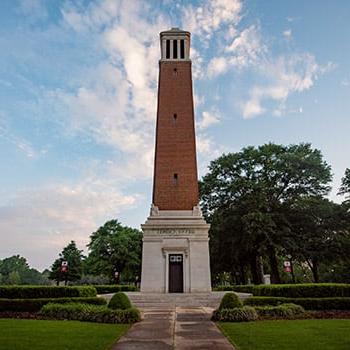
141 28 211 293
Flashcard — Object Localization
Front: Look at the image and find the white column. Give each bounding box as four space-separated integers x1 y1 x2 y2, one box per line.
162 39 166 59
170 40 174 59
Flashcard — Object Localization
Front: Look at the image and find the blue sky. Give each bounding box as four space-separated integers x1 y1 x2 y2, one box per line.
0 0 349 270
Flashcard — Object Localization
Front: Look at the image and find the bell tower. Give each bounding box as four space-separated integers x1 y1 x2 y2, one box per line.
153 28 198 211
141 28 211 293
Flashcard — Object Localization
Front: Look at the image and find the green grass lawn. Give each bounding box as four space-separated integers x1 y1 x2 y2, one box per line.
219 319 350 350
0 319 129 350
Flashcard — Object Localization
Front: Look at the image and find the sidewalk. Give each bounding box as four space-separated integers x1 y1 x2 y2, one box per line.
113 306 235 350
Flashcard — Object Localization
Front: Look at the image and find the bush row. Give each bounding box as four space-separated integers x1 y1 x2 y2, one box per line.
252 284 350 298
254 303 305 317
0 297 106 312
212 306 258 322
214 285 254 294
0 286 96 299
244 297 350 310
40 302 140 323
93 285 137 294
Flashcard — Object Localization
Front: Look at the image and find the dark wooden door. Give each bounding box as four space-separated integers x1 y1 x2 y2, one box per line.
169 254 183 293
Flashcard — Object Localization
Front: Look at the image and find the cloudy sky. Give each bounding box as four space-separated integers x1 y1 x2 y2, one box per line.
1 0 349 270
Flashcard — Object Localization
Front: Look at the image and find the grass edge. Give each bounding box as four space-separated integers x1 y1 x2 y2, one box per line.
216 322 241 350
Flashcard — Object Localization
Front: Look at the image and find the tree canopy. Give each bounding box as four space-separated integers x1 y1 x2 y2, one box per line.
49 241 84 285
86 220 142 283
200 143 349 284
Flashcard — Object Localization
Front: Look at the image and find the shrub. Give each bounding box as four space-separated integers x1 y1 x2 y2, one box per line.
252 283 350 298
255 303 305 318
40 303 140 323
214 285 254 294
0 286 96 299
212 306 258 322
94 285 137 294
244 296 350 310
219 292 242 310
108 292 132 310
0 297 106 312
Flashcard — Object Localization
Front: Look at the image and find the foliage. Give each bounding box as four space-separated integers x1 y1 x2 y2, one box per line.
252 283 350 298
49 241 84 285
0 319 129 350
199 143 350 284
218 319 350 350
0 255 49 285
285 197 350 282
254 303 305 317
108 292 132 310
219 292 242 310
214 285 254 293
40 302 141 323
72 274 110 286
0 285 96 298
212 306 258 322
87 220 142 283
338 168 350 200
0 297 106 312
94 285 137 294
244 296 350 310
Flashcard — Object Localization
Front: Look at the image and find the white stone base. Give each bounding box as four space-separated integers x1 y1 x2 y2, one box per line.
140 205 212 293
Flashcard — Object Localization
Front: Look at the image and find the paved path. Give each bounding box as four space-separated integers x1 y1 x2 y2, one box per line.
113 306 235 350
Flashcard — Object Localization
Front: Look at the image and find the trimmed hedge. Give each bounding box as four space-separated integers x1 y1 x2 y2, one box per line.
0 286 96 299
244 297 350 310
214 285 254 294
40 302 141 323
0 297 106 312
94 285 137 294
212 306 258 322
252 284 350 298
254 303 305 317
108 292 132 310
219 293 242 310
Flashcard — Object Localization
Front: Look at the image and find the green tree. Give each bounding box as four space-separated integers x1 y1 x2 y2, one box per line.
338 168 350 201
0 255 48 285
286 197 349 282
8 271 21 285
87 220 142 283
49 241 84 285
200 143 332 284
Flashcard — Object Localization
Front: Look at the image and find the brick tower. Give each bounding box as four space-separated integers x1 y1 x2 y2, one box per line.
141 28 211 293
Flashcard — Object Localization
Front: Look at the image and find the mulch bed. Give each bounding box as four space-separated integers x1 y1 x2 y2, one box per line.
259 310 350 321
1 310 350 321
0 312 42 320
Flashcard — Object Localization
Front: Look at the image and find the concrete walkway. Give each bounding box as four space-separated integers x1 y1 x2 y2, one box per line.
112 306 235 350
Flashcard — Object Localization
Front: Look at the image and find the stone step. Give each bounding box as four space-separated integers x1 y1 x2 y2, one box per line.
123 291 251 309
100 291 252 309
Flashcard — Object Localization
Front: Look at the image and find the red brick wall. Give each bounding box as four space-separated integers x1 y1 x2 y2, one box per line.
152 60 199 210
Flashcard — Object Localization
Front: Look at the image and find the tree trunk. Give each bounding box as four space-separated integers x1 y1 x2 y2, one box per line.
240 264 247 285
268 246 281 284
250 254 264 284
311 258 319 283
290 259 296 283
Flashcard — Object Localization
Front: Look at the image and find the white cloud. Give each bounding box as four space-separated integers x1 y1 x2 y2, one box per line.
198 110 221 129
242 53 327 118
207 25 266 77
183 0 242 40
0 117 41 159
283 29 292 38
0 181 139 270
207 56 228 77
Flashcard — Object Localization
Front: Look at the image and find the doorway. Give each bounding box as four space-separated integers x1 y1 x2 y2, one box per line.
168 254 183 293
